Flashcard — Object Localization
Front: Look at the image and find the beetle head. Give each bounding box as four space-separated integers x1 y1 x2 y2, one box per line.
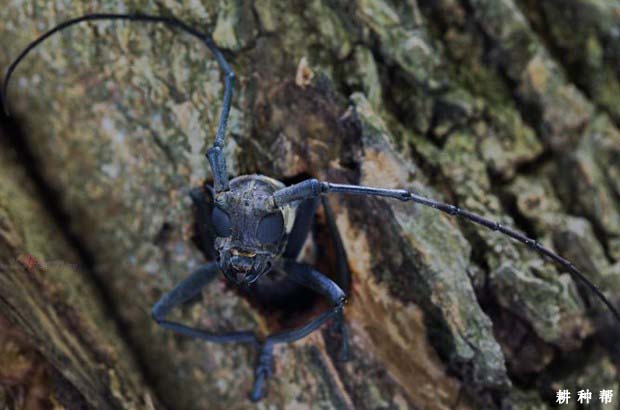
211 179 290 284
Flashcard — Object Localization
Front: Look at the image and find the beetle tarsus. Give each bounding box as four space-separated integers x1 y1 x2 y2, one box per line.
250 342 274 402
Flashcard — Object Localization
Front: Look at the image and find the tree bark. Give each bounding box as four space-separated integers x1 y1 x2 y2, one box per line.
1 1 619 409
0 131 161 409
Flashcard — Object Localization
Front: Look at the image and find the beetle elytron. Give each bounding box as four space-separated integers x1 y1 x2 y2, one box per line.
4 12 619 402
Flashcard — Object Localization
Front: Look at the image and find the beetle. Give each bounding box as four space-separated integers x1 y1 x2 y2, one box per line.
4 12 619 402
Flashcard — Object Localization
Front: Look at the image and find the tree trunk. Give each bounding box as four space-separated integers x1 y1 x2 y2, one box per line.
1 1 619 409
0 129 161 409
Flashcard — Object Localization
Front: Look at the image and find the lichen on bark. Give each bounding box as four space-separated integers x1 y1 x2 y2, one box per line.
1 0 619 409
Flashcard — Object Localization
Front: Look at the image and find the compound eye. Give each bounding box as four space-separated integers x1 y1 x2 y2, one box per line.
257 213 284 244
212 206 231 237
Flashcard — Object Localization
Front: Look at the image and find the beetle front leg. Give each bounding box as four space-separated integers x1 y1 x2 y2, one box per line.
268 261 346 344
249 261 346 401
151 262 258 345
250 341 275 402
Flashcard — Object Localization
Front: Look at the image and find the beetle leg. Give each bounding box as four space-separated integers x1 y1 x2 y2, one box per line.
321 196 350 362
283 196 319 259
248 261 346 401
250 341 274 402
268 261 346 344
189 185 217 259
151 262 258 345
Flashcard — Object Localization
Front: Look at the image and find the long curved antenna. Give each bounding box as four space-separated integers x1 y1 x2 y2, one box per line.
273 179 620 323
2 12 234 191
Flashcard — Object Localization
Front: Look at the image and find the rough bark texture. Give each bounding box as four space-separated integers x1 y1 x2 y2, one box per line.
0 132 161 409
0 1 619 409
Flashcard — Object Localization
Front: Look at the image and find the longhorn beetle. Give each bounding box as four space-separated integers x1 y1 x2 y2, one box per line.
4 12 620 402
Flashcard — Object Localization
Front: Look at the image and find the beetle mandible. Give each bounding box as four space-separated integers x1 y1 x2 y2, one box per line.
4 12 619 402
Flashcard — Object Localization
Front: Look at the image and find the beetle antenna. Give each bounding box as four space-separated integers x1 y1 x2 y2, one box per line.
274 179 620 323
2 12 235 191
1 14 205 114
